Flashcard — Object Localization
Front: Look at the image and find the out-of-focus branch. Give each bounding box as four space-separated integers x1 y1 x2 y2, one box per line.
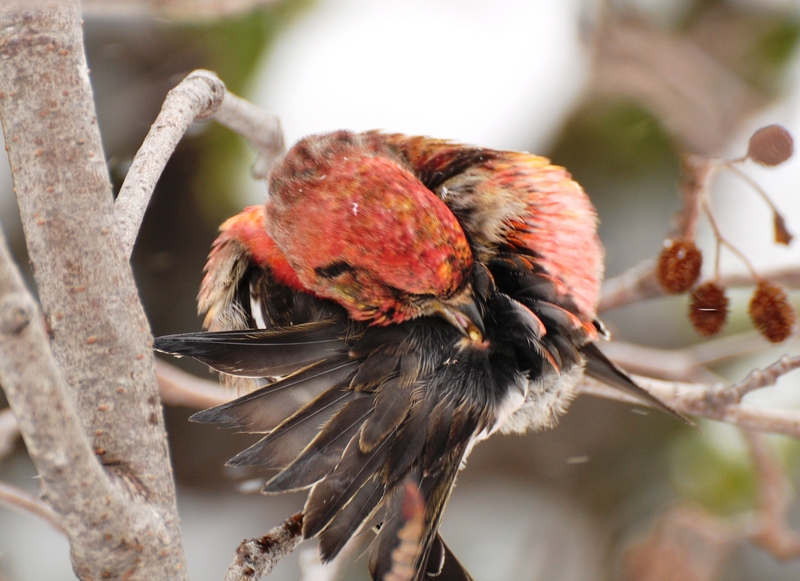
224 513 305 581
0 408 18 461
593 20 762 154
155 358 231 408
212 91 285 179
744 431 800 560
600 332 798 382
82 0 281 19
578 354 800 439
115 70 225 257
600 259 800 313
0 480 64 534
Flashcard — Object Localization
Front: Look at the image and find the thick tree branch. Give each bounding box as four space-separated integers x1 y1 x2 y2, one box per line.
0 225 142 574
0 1 187 578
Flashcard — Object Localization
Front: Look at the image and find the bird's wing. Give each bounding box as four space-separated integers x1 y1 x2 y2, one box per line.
377 133 687 420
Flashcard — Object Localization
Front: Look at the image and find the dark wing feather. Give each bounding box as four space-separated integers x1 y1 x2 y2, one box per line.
581 342 692 424
154 323 348 377
226 386 356 470
318 476 386 560
425 534 475 581
263 394 374 492
303 430 397 539
189 355 358 430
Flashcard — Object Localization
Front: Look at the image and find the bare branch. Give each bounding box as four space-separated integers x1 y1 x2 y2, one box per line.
714 355 800 405
744 431 800 560
0 408 19 461
212 91 285 180
599 332 794 382
0 1 187 577
0 224 137 571
115 69 226 257
600 260 800 313
599 258 663 313
224 513 304 581
578 353 800 439
155 358 231 409
0 480 65 533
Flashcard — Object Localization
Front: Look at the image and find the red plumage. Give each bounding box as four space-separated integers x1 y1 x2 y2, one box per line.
158 130 684 581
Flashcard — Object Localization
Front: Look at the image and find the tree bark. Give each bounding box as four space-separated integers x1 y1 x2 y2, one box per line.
0 1 187 578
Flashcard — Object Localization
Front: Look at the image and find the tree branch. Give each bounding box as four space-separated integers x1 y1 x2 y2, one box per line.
114 71 284 260
155 358 231 409
0 407 19 461
114 70 225 258
0 1 187 578
0 480 65 533
578 354 800 439
212 91 285 179
223 513 304 581
0 223 142 575
744 431 800 560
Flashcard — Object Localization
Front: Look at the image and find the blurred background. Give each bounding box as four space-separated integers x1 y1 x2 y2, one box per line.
2 0 800 579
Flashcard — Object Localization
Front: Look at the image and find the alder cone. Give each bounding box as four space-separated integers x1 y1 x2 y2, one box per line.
749 280 795 343
748 125 794 166
657 239 702 294
689 282 729 336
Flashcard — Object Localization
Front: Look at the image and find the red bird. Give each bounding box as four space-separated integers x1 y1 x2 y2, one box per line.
155 130 683 581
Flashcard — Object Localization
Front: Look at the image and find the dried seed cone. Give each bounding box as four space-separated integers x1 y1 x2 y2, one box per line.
748 125 794 166
689 282 729 336
657 239 702 294
749 280 795 343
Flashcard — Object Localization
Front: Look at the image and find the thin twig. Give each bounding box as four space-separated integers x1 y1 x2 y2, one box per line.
212 91 285 179
723 163 781 216
599 331 795 382
600 262 800 312
713 355 800 405
0 480 65 534
224 512 305 581
115 69 226 257
578 353 800 439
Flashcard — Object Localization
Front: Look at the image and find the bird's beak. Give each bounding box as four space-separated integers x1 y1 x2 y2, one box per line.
432 288 485 343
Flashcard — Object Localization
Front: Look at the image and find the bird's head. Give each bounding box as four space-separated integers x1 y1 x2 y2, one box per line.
266 131 484 340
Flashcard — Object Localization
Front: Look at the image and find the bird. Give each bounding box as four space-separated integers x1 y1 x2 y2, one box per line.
154 129 685 581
